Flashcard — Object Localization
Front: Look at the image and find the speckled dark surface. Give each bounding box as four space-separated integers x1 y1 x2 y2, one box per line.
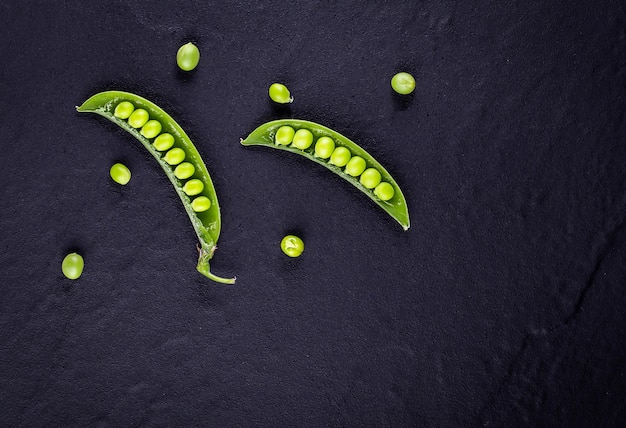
1 1 626 427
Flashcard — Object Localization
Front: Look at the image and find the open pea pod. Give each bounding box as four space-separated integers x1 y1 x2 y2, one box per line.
77 90 235 284
241 119 410 230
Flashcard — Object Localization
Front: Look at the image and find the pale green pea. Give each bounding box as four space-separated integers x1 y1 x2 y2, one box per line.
110 163 131 185
275 126 295 145
177 42 200 71
153 133 175 151
292 129 313 150
360 168 382 189
183 179 204 196
344 156 366 177
191 196 211 212
268 83 293 104
374 182 395 201
62 252 84 280
114 101 134 119
174 162 195 180
128 109 149 128
280 235 304 258
314 137 335 158
140 120 162 139
163 148 186 165
329 146 351 167
391 72 416 95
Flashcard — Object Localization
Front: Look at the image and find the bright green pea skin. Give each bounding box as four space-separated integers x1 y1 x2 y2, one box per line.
344 156 366 177
374 182 395 201
329 146 351 167
164 147 186 165
114 101 134 119
241 119 410 230
140 120 162 139
292 129 313 150
62 252 84 280
280 235 304 258
314 137 335 158
177 42 200 71
275 126 295 145
128 109 149 128
183 179 204 196
360 168 382 189
391 72 416 95
77 91 235 283
268 83 293 104
110 162 131 185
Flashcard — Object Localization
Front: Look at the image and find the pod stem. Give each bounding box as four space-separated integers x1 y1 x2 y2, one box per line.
196 245 236 284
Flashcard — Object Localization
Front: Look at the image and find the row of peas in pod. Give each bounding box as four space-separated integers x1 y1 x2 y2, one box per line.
112 101 211 213
273 125 395 201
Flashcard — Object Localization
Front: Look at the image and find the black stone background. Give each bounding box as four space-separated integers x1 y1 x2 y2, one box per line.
1 1 625 427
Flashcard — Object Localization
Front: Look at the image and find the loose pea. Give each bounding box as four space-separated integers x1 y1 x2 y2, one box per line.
153 133 175 151
329 146 351 167
275 126 295 145
62 252 84 280
191 196 211 212
174 162 195 180
280 235 304 258
344 156 366 177
140 120 162 139
114 101 134 119
183 179 204 196
176 42 200 71
268 83 293 104
292 129 313 150
128 109 149 128
391 72 416 95
314 136 335 158
374 182 395 201
360 168 382 189
163 148 186 165
110 162 131 185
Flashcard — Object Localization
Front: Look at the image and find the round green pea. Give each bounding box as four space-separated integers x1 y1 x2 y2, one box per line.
344 156 366 177
360 168 382 189
163 148 186 165
110 162 131 185
314 137 335 158
114 101 135 119
127 109 149 128
374 182 395 201
268 83 293 104
176 42 200 71
62 252 84 280
183 179 204 196
391 72 416 95
292 129 313 150
191 196 211 212
280 235 304 258
275 126 295 145
329 146 352 167
153 133 175 151
140 120 162 139
174 162 195 180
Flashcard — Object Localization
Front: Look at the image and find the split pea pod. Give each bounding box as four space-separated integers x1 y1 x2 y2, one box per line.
77 90 235 284
241 119 410 230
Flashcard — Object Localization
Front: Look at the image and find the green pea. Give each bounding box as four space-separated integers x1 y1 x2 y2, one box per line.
176 42 200 71
314 136 335 158
174 162 195 180
360 168 382 189
280 235 304 258
140 120 162 139
62 252 84 280
329 146 351 167
391 72 416 95
275 126 295 145
191 196 211 212
292 129 313 150
344 156 366 177
153 133 175 151
268 83 293 104
183 179 204 196
128 108 149 128
114 101 134 119
163 148 186 165
374 182 395 201
110 162 131 185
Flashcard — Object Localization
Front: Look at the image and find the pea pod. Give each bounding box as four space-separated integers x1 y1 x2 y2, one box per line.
77 90 235 284
241 119 410 230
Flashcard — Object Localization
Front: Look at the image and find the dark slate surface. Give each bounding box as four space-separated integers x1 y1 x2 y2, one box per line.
1 1 625 427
